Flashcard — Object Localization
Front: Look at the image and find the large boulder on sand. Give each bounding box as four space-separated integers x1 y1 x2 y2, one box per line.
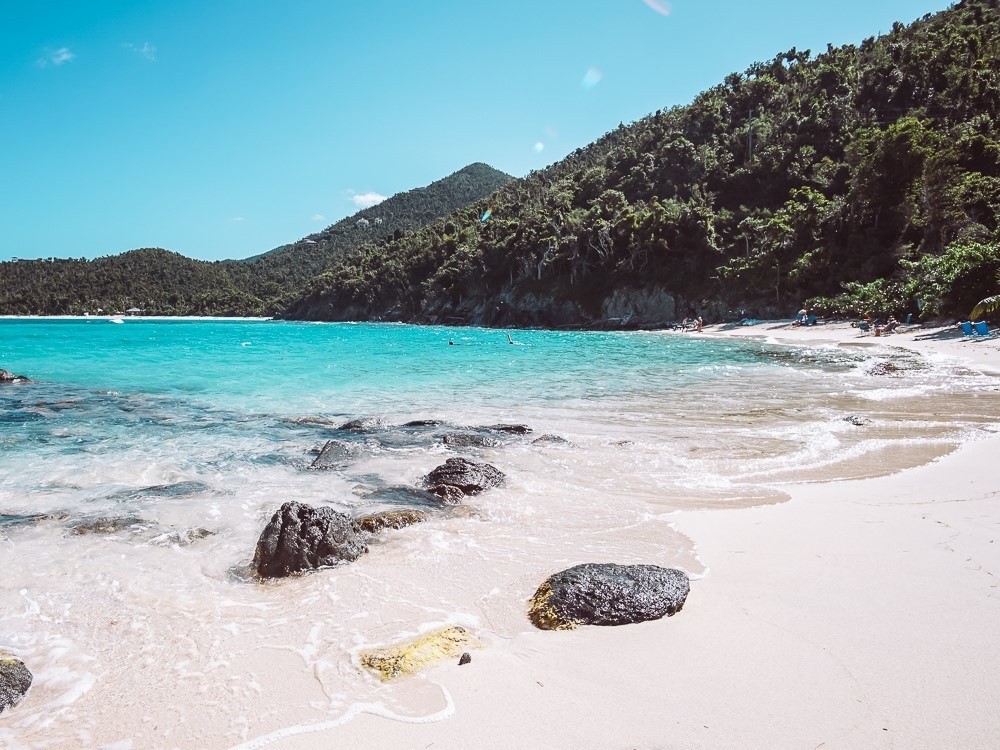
0 652 32 712
528 563 690 630
426 457 505 496
253 502 366 578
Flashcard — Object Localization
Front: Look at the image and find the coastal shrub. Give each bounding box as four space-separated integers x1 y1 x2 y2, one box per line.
901 239 1000 318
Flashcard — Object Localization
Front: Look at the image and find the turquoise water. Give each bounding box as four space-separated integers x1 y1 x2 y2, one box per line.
0 318 763 414
2 319 999 747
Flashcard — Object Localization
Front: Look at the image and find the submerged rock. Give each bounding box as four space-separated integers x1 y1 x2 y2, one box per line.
0 652 32 712
148 527 216 547
403 419 444 428
426 484 467 505
254 501 366 578
844 415 872 427
426 457 505 496
309 440 362 469
528 563 690 631
71 515 151 535
442 433 502 449
360 626 480 681
866 361 903 377
0 369 30 384
106 481 211 502
356 509 428 534
338 417 385 432
458 652 472 666
484 424 532 435
0 511 68 529
532 434 569 446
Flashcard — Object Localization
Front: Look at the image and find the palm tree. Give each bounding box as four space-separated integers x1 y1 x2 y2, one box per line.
971 295 1000 320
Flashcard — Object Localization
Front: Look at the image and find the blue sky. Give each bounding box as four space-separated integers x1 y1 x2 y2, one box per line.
0 0 947 262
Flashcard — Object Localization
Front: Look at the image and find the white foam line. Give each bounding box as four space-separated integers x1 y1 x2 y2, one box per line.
227 687 455 749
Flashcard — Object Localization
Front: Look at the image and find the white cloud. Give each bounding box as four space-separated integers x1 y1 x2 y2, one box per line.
38 47 75 68
124 42 157 61
231 216 246 223
581 67 603 90
641 0 672 15
351 192 387 209
312 214 326 222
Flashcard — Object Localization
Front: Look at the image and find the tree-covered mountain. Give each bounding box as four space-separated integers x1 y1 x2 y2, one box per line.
286 0 1000 326
0 163 512 316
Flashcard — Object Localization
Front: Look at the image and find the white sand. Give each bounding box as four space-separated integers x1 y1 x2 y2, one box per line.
233 321 1000 749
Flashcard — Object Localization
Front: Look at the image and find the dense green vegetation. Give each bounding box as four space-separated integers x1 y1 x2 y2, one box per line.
287 0 1000 325
0 164 511 316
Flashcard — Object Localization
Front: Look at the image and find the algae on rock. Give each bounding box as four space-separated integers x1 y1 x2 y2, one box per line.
359 626 480 681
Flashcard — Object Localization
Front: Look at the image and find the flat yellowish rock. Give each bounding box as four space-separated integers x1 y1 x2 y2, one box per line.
359 626 480 681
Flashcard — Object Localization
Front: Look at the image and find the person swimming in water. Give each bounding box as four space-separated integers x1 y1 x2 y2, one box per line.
507 333 514 345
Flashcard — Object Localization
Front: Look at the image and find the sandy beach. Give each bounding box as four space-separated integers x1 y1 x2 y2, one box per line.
236 320 1000 750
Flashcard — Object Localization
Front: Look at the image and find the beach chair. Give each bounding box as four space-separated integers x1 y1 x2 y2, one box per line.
973 321 991 337
740 318 758 327
857 321 870 333
961 321 975 338
806 315 817 326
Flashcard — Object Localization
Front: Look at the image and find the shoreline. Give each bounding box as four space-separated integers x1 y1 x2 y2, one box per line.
695 318 1000 375
280 429 1000 750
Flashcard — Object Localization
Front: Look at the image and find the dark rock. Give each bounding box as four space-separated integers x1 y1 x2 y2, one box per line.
338 418 384 432
484 424 532 435
427 484 467 505
0 369 30 384
844 415 872 427
458 652 472 666
254 501 366 578
528 563 690 630
309 440 361 469
356 509 429 534
0 652 32 712
532 434 569 446
403 419 444 428
426 458 505 496
442 433 502 449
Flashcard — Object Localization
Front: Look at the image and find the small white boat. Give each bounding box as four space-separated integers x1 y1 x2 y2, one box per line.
108 316 124 324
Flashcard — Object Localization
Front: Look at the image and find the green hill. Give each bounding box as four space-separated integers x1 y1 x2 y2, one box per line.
286 0 1000 326
0 163 512 316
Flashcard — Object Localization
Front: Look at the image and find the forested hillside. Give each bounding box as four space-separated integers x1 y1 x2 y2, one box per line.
0 164 511 316
287 0 1000 326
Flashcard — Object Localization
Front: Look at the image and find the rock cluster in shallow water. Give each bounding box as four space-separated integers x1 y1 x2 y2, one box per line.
426 457 506 497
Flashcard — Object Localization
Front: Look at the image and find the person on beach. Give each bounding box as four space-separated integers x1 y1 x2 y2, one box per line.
696 316 703 333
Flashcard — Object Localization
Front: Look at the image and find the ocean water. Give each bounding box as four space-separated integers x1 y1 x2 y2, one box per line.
1 318 998 747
